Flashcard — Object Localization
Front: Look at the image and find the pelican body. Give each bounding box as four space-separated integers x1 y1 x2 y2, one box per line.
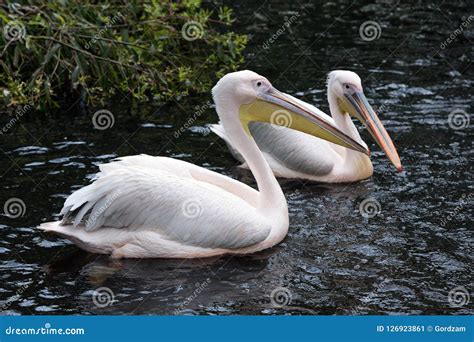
211 70 402 183
38 71 368 259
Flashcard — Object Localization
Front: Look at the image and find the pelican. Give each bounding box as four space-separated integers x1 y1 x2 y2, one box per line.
38 70 367 259
211 70 402 183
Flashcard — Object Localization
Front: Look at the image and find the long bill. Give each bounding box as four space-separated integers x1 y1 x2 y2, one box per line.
239 87 369 155
342 91 402 171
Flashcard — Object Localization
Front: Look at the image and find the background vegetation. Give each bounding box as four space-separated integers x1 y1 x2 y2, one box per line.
0 0 247 111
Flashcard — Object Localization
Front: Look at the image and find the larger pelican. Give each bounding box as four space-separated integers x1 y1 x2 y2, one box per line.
211 70 402 183
38 71 368 259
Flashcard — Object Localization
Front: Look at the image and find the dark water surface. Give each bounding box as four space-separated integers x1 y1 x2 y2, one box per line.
1 1 472 315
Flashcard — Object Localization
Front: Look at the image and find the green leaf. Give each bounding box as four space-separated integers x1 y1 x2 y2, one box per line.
0 1 247 111
71 65 81 89
42 43 62 66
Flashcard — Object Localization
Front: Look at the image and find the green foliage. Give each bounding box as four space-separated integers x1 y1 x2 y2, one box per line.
0 0 247 110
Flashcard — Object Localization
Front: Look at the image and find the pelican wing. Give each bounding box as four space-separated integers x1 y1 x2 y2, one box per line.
249 122 338 176
59 159 270 250
99 155 259 207
211 94 343 178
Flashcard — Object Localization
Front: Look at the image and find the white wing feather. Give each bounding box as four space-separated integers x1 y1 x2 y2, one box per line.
210 95 341 177
98 155 259 207
60 159 270 250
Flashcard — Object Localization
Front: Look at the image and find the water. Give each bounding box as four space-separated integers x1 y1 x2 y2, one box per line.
1 1 472 315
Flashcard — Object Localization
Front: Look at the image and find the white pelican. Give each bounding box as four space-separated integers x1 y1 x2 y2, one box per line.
211 70 402 183
38 70 367 259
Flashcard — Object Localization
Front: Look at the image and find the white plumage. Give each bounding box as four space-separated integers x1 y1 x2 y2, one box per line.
211 70 402 183
40 155 272 258
38 70 368 258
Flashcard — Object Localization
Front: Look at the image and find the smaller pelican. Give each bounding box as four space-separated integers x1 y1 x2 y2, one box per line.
38 71 367 259
211 70 402 183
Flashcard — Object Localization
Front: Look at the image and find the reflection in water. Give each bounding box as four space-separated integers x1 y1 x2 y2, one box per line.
0 1 472 315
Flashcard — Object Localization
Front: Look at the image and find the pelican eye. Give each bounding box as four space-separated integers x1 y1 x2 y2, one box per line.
343 83 355 95
257 81 262 87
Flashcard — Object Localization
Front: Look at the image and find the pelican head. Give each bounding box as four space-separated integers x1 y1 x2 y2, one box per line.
213 70 369 154
328 70 402 171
